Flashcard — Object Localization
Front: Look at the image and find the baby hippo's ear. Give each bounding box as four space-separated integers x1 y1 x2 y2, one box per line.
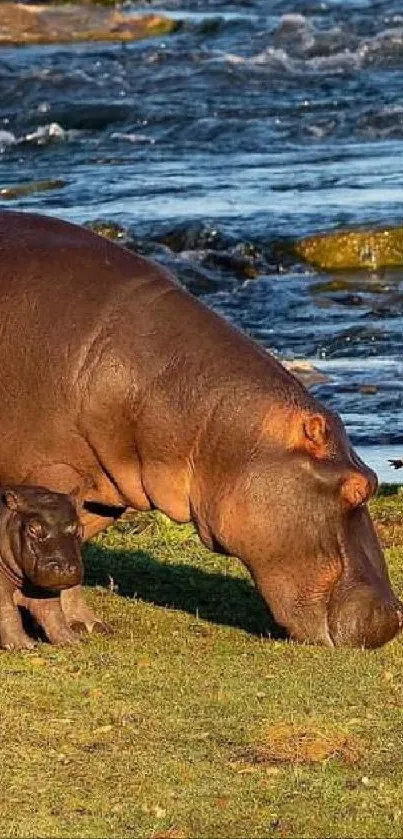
2 488 25 512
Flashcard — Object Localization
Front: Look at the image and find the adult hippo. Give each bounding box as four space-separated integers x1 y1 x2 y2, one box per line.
0 209 400 648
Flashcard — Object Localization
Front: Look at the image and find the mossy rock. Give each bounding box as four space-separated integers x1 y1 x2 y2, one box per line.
24 1 119 5
0 3 180 46
25 0 119 5
0 179 65 200
295 226 403 271
86 220 128 242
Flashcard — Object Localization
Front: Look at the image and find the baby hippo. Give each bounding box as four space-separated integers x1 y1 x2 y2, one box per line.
0 485 83 649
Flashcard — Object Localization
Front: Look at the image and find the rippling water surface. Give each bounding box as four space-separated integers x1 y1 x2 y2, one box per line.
2 0 403 479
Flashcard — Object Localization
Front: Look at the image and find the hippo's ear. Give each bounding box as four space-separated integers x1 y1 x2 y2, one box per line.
303 413 329 457
2 489 25 512
341 472 373 508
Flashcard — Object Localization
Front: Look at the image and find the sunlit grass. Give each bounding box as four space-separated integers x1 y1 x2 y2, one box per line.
1 492 403 837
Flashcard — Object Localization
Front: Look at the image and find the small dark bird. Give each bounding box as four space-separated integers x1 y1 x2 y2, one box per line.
389 459 403 470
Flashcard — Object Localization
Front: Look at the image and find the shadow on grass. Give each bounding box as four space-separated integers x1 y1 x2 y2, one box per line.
83 541 285 639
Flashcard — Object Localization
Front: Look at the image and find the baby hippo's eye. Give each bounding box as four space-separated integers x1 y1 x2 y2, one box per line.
65 522 82 538
27 521 48 540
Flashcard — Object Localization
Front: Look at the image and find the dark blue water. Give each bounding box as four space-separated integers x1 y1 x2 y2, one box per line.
2 0 403 479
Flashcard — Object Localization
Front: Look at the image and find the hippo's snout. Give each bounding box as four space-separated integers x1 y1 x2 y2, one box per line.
327 583 403 648
32 558 83 592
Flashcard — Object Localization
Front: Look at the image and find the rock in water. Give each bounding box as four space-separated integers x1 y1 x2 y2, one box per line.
281 359 330 388
295 227 403 271
0 4 179 46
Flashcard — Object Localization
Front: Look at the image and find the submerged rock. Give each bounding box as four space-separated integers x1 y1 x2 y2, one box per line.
86 219 128 242
295 227 403 271
280 359 330 388
0 4 179 46
0 178 65 199
358 384 378 395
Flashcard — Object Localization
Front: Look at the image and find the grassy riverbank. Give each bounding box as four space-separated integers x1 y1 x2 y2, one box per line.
1 491 403 838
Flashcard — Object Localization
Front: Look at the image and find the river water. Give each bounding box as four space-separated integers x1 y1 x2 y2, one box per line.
1 0 403 480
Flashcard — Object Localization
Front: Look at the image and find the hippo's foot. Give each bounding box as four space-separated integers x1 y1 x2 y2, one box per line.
60 585 113 635
14 591 80 646
0 609 36 650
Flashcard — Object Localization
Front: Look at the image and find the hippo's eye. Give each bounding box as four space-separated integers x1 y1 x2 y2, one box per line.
65 522 81 537
27 521 48 540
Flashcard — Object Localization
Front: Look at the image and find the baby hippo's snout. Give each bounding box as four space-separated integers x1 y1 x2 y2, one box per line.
34 553 83 592
328 582 403 649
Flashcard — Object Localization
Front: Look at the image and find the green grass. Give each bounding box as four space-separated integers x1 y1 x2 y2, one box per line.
2 493 403 837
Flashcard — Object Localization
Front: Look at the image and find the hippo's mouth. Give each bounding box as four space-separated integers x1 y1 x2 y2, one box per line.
324 524 403 649
285 510 403 649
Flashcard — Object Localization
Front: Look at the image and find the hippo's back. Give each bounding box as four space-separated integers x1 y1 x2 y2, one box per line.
0 209 175 386
0 211 177 474
0 209 165 312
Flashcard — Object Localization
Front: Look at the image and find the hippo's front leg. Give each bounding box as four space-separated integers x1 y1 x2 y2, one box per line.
0 576 35 650
60 585 112 635
14 591 79 646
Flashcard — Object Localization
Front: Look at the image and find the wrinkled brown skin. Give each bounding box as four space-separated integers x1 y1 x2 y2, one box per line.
0 485 83 649
0 210 401 649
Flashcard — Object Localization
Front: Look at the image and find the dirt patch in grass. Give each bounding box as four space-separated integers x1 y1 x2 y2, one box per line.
236 724 364 768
